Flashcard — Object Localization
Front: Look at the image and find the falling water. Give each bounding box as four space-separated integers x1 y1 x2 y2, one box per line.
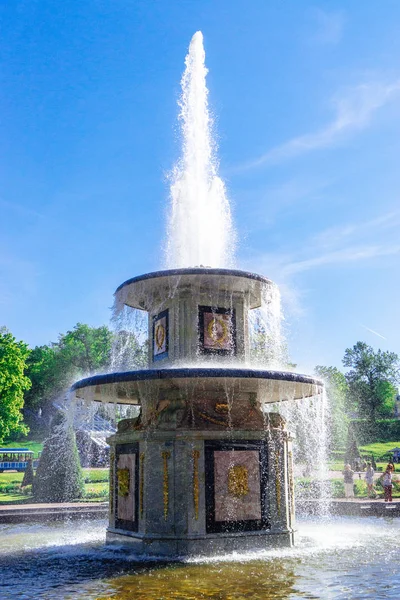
249 282 287 370
266 389 331 516
165 31 236 269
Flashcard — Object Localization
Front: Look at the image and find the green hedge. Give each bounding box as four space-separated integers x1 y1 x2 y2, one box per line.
351 419 400 444
296 479 344 499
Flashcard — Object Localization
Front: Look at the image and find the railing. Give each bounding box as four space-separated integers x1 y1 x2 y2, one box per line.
0 460 39 471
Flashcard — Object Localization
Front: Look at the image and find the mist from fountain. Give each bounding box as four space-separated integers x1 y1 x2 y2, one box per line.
165 31 236 270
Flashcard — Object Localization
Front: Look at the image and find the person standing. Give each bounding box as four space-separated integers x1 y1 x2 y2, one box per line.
380 464 394 503
343 464 355 499
365 462 375 498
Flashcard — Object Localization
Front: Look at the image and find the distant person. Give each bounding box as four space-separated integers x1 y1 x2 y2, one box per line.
342 464 355 499
371 456 377 470
380 464 394 503
365 462 375 498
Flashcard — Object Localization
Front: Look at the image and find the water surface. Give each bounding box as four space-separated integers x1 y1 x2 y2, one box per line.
1 517 399 599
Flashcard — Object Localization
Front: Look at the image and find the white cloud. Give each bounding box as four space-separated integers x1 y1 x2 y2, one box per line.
312 210 400 249
311 8 345 45
239 79 400 170
282 244 400 276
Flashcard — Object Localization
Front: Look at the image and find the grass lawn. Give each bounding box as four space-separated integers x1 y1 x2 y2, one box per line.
0 468 109 504
84 469 109 483
0 440 44 455
328 461 389 472
359 441 400 458
0 494 33 504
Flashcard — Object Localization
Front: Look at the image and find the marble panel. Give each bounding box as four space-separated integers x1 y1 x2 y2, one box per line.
199 306 236 355
117 453 136 522
214 450 261 522
153 310 168 360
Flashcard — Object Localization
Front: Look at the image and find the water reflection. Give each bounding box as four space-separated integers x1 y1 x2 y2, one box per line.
1 518 400 599
96 560 299 600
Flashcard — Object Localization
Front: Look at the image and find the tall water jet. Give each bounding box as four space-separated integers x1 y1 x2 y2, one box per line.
166 31 236 269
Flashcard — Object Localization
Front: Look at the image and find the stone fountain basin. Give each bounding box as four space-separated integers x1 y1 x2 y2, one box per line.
70 368 323 405
114 268 274 311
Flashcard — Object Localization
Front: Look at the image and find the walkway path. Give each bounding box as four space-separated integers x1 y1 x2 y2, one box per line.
0 501 108 523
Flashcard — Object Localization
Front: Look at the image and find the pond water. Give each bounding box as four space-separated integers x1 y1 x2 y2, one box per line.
1 517 399 599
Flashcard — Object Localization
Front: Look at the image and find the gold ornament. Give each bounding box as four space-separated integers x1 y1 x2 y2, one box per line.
139 452 145 518
197 410 228 427
162 451 171 520
192 450 200 520
228 465 249 497
109 452 115 514
215 403 229 414
207 316 228 346
117 467 130 498
275 450 281 515
155 323 166 350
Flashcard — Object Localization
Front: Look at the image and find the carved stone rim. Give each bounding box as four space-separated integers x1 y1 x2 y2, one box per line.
71 367 323 392
115 268 273 294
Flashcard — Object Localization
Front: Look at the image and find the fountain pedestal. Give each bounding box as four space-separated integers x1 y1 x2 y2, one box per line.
71 269 322 556
107 423 295 556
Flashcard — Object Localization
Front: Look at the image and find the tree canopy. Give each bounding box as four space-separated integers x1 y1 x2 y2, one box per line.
343 341 399 421
0 329 31 443
24 322 147 435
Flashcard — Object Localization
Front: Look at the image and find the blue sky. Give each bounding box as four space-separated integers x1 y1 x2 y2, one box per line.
1 1 400 372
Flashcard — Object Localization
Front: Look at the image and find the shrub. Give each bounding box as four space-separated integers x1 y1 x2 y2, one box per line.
353 479 367 496
330 480 345 498
21 484 32 496
33 413 85 502
351 419 400 444
84 487 108 499
21 459 34 487
0 483 20 493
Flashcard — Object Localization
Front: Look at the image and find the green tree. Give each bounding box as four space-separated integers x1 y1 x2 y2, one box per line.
314 365 350 449
0 329 31 442
24 322 148 436
33 413 85 502
343 341 399 422
24 323 115 433
58 323 113 375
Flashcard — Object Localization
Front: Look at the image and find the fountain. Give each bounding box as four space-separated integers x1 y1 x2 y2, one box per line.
70 31 323 557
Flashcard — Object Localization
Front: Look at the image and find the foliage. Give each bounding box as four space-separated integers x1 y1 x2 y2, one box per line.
351 419 400 444
21 459 34 487
83 469 109 483
58 323 113 375
0 483 21 493
0 440 43 455
295 478 344 499
21 484 32 496
343 341 399 422
314 365 349 449
353 479 368 496
33 413 85 502
0 329 31 443
84 482 108 499
359 440 400 458
24 323 147 436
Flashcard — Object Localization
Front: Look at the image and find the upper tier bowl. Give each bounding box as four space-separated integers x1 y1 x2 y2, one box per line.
115 268 274 311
